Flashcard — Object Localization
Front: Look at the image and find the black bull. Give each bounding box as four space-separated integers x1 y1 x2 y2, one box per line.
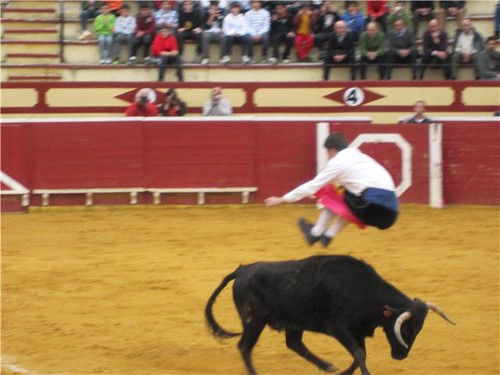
205 255 455 375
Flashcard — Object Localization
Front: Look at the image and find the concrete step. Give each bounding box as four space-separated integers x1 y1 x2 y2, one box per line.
6 52 60 64
2 28 58 40
9 0 58 8
1 41 60 60
0 63 478 83
2 7 56 19
8 74 62 81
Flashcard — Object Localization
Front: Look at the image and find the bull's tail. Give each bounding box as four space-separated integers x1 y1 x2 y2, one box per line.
205 268 242 339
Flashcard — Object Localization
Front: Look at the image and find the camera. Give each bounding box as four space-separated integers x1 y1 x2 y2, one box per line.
138 95 149 104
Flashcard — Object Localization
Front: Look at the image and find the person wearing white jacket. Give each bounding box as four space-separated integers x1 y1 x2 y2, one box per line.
112 5 136 63
245 0 271 62
220 2 251 64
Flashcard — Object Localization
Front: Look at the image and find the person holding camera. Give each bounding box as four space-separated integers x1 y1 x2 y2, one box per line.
202 86 232 116
125 88 159 116
158 88 187 116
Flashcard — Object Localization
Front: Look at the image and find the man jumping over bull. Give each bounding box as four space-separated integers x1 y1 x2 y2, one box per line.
265 132 399 247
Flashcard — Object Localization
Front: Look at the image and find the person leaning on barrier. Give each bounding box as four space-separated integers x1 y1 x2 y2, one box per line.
404 100 433 124
158 88 187 116
202 86 233 116
125 88 159 117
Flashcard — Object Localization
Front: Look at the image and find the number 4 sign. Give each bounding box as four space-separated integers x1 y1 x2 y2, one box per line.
343 87 365 107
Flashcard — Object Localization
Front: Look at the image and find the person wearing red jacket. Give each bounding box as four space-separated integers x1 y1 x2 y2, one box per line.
152 23 184 82
366 0 389 33
125 88 159 117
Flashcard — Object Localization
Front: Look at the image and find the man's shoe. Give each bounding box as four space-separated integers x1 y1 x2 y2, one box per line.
298 217 320 246
201 58 209 65
320 235 333 247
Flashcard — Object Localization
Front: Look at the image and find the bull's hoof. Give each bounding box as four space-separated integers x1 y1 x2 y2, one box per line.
322 363 338 373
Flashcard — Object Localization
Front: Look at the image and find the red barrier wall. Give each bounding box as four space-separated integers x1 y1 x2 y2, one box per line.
1 119 499 206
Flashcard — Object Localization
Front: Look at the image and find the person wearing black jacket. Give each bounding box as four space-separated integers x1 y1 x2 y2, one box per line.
420 19 451 79
177 0 203 61
410 0 435 37
269 2 295 64
323 20 356 81
438 0 466 28
314 1 341 60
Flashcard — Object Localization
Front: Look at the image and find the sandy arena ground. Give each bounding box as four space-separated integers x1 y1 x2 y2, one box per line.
1 204 499 375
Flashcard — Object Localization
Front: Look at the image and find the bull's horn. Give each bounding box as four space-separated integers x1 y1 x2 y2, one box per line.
394 311 412 349
426 303 456 325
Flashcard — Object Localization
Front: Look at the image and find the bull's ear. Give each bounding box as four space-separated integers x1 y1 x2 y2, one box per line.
383 305 394 317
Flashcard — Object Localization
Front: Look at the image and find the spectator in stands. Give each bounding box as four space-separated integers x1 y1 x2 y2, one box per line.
437 1 466 29
359 21 387 80
323 20 356 81
386 0 412 32
341 1 364 42
366 0 389 34
420 19 451 79
158 88 187 116
107 0 123 16
125 88 159 116
177 0 203 62
245 0 271 63
404 100 433 123
410 0 435 37
269 2 294 64
495 1 499 39
152 23 184 81
154 1 179 30
79 1 102 40
94 3 116 64
130 3 156 65
387 19 417 80
314 1 341 61
200 1 225 64
478 35 500 80
293 2 318 62
220 2 251 64
450 18 484 80
112 4 136 64
203 86 233 115
238 0 252 13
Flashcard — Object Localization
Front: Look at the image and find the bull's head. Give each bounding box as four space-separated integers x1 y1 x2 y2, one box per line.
382 299 455 360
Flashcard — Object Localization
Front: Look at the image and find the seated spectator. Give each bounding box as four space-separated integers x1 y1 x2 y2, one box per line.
238 0 251 13
125 88 159 116
130 3 156 65
450 18 484 80
112 4 136 64
220 2 251 64
292 2 318 62
154 1 179 30
314 1 341 61
269 2 294 64
386 0 412 33
478 35 500 80
158 88 187 116
107 0 124 16
359 21 387 79
323 20 356 81
404 100 433 123
151 23 184 81
366 0 389 34
94 3 116 64
341 1 364 41
79 1 102 40
245 0 271 63
437 1 466 29
420 19 451 79
200 1 225 64
387 19 418 80
410 0 435 38
177 0 203 62
203 86 233 115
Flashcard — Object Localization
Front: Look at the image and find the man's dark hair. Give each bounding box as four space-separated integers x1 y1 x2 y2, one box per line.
324 133 348 151
486 35 497 43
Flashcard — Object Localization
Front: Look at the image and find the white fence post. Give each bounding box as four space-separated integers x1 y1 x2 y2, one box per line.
429 123 444 208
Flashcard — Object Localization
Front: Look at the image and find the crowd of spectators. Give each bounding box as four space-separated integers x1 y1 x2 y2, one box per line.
79 0 499 81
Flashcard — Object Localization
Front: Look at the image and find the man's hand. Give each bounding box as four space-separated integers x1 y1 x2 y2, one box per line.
265 196 285 207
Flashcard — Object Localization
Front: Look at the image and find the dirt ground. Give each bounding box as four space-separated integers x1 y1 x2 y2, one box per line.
1 204 498 375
